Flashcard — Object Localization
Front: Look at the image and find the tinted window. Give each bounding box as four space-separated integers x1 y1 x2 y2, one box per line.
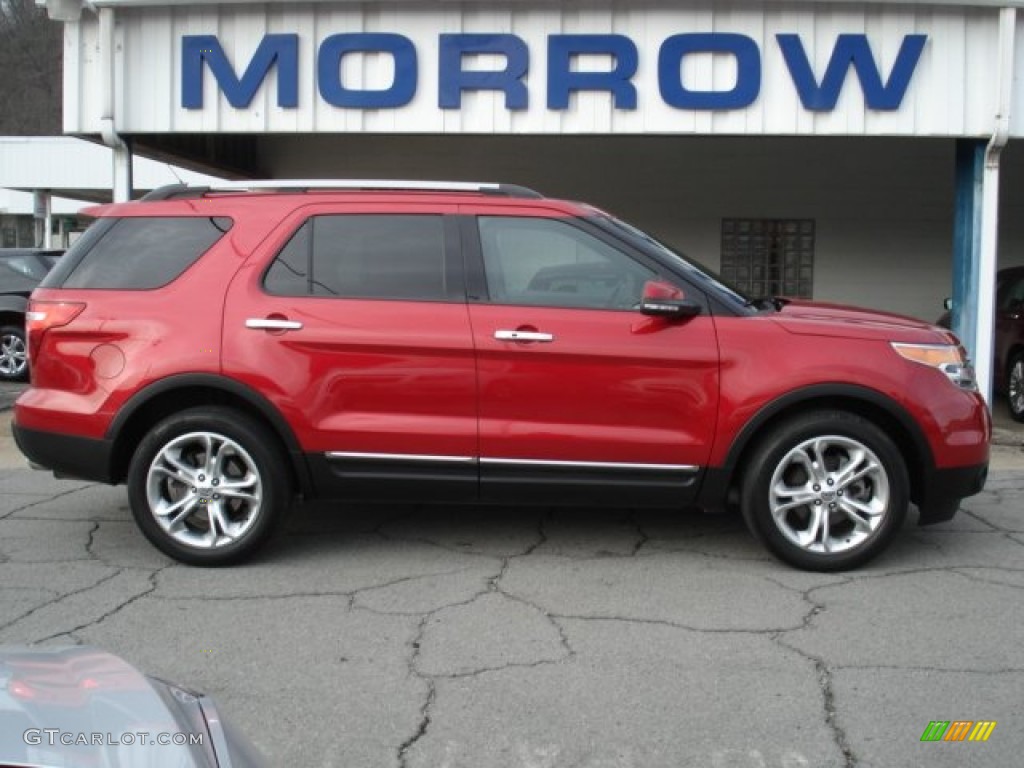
478 216 655 310
57 217 230 290
998 274 1024 311
40 218 115 289
0 254 50 281
264 215 448 301
263 222 312 296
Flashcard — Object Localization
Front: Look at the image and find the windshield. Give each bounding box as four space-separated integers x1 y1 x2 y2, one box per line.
0 253 51 281
592 215 754 309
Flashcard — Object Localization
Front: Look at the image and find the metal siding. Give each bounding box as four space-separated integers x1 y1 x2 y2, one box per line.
1014 13 1024 135
65 2 1018 137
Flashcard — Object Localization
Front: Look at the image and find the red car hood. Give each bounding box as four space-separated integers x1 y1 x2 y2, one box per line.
771 299 954 343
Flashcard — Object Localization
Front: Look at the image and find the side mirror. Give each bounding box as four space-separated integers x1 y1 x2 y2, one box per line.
943 297 952 311
639 280 701 319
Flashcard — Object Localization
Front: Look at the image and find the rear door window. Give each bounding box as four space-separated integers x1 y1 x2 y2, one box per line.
263 215 452 302
48 217 231 290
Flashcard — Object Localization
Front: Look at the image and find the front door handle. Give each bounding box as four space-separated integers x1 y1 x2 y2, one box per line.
245 318 303 331
495 330 554 342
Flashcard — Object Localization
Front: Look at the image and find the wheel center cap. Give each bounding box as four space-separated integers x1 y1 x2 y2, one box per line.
821 490 836 502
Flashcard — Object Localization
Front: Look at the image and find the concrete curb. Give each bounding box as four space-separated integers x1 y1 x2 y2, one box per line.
993 427 1024 448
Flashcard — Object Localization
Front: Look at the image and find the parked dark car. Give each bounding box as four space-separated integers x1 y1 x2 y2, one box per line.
0 249 64 381
996 266 1024 421
939 266 1024 422
0 645 267 767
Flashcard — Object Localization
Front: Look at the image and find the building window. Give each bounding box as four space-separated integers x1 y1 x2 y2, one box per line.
720 219 815 299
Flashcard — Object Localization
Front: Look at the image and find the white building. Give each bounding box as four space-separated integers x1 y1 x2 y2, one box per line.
0 187 82 249
0 135 224 247
35 0 1024 397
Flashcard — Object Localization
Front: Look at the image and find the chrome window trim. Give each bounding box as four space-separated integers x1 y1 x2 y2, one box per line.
325 452 699 473
480 457 699 472
326 451 476 463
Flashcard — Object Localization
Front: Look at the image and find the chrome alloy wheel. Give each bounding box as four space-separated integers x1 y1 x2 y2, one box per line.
768 435 890 554
0 332 27 378
1010 357 1024 419
145 431 263 549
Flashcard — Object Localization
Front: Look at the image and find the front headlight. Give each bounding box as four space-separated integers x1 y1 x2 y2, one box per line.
891 342 977 391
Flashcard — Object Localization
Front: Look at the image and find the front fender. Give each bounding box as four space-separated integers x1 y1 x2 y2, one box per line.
697 383 934 510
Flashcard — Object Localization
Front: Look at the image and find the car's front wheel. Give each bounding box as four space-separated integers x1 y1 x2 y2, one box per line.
740 410 909 571
1008 351 1024 423
127 406 291 565
0 324 28 382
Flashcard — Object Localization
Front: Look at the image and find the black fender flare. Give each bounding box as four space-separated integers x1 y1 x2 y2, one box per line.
106 373 312 494
700 383 934 508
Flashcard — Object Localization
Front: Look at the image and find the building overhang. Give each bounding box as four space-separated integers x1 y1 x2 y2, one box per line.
37 0 1024 8
0 136 223 204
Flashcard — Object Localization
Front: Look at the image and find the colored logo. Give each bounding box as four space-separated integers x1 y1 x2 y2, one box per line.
920 720 997 742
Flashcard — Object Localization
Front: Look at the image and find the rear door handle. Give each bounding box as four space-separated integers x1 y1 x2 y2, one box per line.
494 330 554 342
245 318 303 331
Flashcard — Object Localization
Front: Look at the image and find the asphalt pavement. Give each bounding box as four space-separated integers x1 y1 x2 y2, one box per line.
1 382 1023 767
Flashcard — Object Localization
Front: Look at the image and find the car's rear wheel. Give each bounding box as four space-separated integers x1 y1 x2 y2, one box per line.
0 325 28 382
1008 351 1024 423
740 410 909 571
127 406 290 565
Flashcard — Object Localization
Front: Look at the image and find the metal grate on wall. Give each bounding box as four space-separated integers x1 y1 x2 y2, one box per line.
720 219 815 299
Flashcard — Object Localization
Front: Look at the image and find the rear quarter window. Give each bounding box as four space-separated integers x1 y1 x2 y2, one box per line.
45 217 232 290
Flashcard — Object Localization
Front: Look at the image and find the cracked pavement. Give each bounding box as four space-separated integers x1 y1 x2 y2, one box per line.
1 406 1023 765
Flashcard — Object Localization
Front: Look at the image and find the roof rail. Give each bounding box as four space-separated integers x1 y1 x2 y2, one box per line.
139 184 210 201
202 179 544 198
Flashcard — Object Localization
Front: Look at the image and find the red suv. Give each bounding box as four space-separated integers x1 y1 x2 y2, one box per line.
12 181 990 571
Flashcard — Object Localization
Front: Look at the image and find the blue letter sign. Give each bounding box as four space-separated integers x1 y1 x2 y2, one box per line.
439 34 529 110
658 33 761 110
777 33 927 111
318 33 418 109
181 30 927 116
182 34 298 109
547 34 639 110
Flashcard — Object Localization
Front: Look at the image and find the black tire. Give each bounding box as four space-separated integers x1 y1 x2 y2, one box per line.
1007 351 1024 423
0 324 28 382
127 406 291 566
740 410 909 572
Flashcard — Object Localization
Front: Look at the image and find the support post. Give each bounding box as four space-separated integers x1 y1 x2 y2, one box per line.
951 139 984 370
32 190 53 248
100 5 132 202
111 138 133 203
